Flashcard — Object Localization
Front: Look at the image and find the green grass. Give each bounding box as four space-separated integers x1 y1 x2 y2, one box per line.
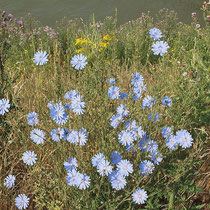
0 6 209 210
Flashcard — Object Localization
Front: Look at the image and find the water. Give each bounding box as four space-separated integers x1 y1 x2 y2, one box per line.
1 0 204 26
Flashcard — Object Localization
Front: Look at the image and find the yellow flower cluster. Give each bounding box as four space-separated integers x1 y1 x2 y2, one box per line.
75 38 92 53
103 34 112 41
99 34 115 52
99 42 110 52
74 38 92 46
74 34 115 53
76 48 85 53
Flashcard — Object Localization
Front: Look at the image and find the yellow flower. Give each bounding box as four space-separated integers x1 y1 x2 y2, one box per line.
99 42 109 48
85 39 92 44
75 38 92 46
76 48 85 53
82 38 92 45
75 38 83 46
103 34 112 41
24 50 28 54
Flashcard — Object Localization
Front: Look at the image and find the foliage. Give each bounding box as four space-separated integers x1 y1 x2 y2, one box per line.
0 7 209 210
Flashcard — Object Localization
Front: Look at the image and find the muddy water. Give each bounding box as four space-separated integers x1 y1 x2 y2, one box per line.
0 0 204 26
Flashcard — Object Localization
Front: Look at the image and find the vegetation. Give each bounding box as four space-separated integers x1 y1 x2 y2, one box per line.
0 3 209 209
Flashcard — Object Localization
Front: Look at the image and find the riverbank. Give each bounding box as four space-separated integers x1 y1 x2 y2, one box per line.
0 4 209 209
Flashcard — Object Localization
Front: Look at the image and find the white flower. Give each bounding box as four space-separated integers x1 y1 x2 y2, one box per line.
4 175 15 188
15 194 30 209
77 173 91 190
71 54 87 70
176 129 193 148
22 151 37 166
97 160 113 176
132 188 148 204
0 98 10 115
33 50 48 65
92 153 105 167
117 160 133 176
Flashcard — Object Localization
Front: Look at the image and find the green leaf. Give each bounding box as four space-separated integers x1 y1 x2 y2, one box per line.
195 204 206 209
168 192 174 210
